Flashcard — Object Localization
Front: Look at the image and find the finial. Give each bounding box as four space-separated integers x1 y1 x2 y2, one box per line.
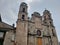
20 2 27 6
45 8 48 11
44 8 50 13
12 23 15 28
0 14 2 22
45 8 47 10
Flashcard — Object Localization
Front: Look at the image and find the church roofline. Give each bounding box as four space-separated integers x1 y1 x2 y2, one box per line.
32 12 42 18
43 9 51 15
0 21 15 30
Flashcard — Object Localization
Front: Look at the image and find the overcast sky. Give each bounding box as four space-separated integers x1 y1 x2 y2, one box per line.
0 0 60 42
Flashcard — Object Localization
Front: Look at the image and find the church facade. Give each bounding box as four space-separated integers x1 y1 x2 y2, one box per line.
0 2 58 45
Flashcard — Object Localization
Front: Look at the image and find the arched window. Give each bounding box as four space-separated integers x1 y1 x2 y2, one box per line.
22 15 25 20
37 30 41 36
22 8 25 12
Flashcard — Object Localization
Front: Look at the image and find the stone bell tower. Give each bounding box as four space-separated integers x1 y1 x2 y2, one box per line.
42 9 58 45
16 2 28 45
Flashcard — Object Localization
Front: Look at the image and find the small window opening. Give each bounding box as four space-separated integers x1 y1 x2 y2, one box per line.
22 15 25 20
45 21 47 23
23 8 25 12
50 22 52 25
37 30 41 36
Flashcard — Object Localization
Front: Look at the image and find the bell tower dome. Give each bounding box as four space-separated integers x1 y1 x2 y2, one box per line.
19 2 28 13
18 2 28 20
42 9 54 26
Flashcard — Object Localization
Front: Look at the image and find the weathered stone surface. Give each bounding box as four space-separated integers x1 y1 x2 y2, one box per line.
0 2 58 45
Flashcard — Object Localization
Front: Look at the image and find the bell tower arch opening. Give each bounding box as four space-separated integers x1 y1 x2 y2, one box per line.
18 2 28 20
